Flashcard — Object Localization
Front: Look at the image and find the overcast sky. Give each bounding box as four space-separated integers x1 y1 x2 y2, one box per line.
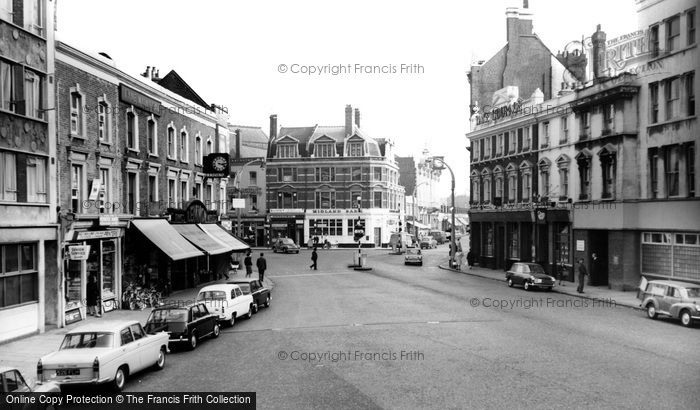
56 0 638 201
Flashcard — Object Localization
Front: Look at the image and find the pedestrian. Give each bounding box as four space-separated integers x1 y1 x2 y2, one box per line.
256 253 267 283
590 252 600 285
86 274 101 317
466 250 474 269
576 258 588 293
310 247 318 270
244 251 253 278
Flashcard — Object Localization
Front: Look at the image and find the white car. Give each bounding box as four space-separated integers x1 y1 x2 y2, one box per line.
37 320 169 392
0 366 60 393
197 284 254 327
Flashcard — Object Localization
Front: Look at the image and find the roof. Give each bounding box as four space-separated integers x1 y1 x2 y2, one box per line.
230 125 269 158
272 124 381 158
647 280 700 288
199 283 240 291
67 320 141 334
154 70 209 109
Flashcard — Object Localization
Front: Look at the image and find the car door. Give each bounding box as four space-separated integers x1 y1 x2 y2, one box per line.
250 281 261 306
192 304 208 337
664 286 682 316
233 287 247 314
2 370 31 393
130 323 154 371
198 303 215 334
119 327 141 373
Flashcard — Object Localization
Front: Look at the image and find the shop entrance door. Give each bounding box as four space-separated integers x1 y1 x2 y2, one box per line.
374 227 381 247
589 230 609 286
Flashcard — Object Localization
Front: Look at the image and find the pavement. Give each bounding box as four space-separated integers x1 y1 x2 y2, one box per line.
0 274 274 379
437 262 643 311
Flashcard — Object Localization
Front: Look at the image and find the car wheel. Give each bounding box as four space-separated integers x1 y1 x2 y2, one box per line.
282 247 287 253
264 295 271 308
229 314 236 327
273 248 277 253
680 310 692 327
189 333 198 350
507 279 513 287
253 303 259 313
545 287 552 292
112 366 127 392
419 262 423 266
523 282 530 291
296 250 299 254
153 347 166 370
646 304 657 319
212 323 220 338
247 305 253 319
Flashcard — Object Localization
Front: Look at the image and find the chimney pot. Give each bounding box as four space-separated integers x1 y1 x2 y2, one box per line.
354 108 361 128
345 105 355 136
269 114 278 139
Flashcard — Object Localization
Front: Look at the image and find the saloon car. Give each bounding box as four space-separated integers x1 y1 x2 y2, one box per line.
37 320 169 392
145 302 220 350
419 236 438 249
638 279 700 327
506 262 555 291
197 284 254 326
227 278 271 313
0 366 60 393
404 248 423 266
272 238 300 254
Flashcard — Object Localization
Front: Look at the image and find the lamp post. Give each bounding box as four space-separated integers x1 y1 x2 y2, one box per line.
427 156 457 269
232 158 265 237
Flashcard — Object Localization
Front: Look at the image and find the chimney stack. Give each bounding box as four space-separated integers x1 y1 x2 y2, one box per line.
592 24 608 80
354 108 361 128
269 115 278 139
345 105 355 136
505 5 533 45
142 66 151 78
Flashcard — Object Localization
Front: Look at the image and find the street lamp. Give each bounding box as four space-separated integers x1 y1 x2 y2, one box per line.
232 158 265 236
426 156 457 269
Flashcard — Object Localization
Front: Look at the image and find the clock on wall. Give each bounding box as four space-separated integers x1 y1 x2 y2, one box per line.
204 153 230 177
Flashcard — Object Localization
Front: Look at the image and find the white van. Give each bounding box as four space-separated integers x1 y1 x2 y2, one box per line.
196 284 253 327
389 232 416 253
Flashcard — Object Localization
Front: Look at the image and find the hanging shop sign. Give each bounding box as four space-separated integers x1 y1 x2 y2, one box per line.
68 245 91 260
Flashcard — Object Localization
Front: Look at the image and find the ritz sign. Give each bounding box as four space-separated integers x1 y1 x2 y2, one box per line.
475 100 523 126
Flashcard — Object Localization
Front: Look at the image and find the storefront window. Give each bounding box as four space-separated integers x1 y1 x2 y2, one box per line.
485 225 494 257
509 224 519 258
102 240 116 300
555 224 570 264
65 259 82 308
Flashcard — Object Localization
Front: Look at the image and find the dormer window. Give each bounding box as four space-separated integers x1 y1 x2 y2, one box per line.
348 141 364 157
277 143 298 158
314 141 335 157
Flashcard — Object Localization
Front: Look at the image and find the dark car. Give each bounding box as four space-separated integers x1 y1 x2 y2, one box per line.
144 302 220 350
228 278 271 313
272 238 300 254
506 262 555 291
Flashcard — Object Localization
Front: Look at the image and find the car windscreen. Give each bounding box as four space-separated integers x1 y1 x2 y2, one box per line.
231 283 251 294
60 332 113 349
528 265 546 274
198 290 226 301
406 249 420 255
686 287 700 298
147 308 188 323
281 239 294 244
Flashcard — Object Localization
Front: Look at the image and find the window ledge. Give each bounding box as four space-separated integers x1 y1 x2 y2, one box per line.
647 43 697 64
647 115 696 129
70 134 86 140
127 148 140 153
0 201 50 207
100 141 112 147
149 153 159 158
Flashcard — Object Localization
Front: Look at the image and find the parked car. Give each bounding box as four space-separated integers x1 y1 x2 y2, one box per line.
638 279 700 327
429 230 448 244
144 302 220 350
404 248 423 266
506 262 555 291
37 320 169 392
0 366 60 393
197 284 254 327
272 238 300 253
419 236 438 249
227 278 271 313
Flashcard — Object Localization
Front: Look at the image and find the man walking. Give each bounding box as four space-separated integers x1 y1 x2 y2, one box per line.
244 251 253 278
256 253 267 283
310 247 318 270
86 274 101 317
576 258 588 294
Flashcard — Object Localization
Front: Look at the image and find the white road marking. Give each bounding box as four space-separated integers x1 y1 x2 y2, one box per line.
268 272 358 278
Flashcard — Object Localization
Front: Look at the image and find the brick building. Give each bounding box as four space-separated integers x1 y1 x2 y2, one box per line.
266 105 405 247
55 41 236 324
0 0 58 342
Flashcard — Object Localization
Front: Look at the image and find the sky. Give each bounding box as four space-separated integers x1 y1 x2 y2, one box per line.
55 0 638 201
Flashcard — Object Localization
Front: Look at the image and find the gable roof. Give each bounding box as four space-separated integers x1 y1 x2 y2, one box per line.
155 70 209 109
229 125 268 158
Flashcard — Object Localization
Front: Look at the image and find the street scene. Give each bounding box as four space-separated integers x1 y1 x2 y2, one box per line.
0 0 699 409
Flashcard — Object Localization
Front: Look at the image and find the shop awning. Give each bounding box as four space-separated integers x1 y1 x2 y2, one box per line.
172 224 232 255
456 217 469 226
407 220 430 230
131 219 204 261
198 223 250 252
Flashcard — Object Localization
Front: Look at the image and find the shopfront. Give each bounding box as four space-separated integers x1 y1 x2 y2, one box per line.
304 209 400 248
269 210 305 245
63 228 123 324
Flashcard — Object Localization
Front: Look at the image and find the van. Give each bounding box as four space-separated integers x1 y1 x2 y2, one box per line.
429 230 447 244
389 232 416 253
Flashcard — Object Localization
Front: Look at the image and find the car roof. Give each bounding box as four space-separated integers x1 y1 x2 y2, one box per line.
0 366 20 373
155 302 200 310
66 320 141 334
199 284 240 291
228 278 257 284
647 280 700 288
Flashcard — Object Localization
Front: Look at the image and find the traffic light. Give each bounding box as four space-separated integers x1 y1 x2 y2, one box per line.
398 221 402 233
353 220 365 242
